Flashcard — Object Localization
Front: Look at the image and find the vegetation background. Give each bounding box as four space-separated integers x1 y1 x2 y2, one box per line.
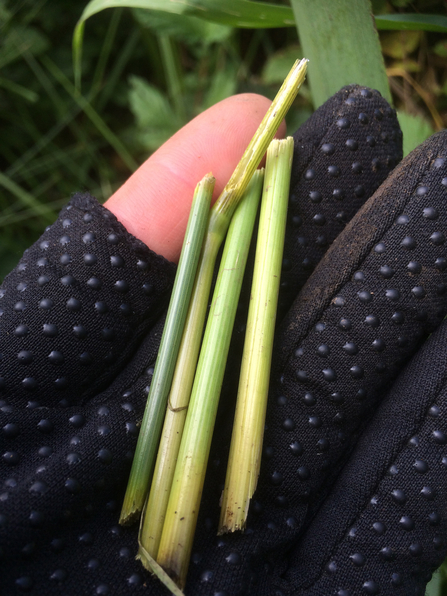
0 0 446 591
0 0 446 281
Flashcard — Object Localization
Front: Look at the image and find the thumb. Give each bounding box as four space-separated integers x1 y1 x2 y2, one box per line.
105 93 286 263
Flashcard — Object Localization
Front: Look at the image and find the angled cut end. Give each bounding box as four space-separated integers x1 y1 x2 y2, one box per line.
119 507 141 527
137 544 185 596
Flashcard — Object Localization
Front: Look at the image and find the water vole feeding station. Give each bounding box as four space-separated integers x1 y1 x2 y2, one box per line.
118 59 308 594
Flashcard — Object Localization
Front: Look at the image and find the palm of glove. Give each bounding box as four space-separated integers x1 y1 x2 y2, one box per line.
1 86 446 596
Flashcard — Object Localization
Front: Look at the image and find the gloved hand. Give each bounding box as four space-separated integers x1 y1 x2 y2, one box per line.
1 86 446 596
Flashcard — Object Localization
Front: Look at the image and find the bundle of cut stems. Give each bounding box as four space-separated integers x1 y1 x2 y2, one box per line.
120 174 214 525
139 169 264 578
219 137 294 533
120 58 308 526
154 138 294 590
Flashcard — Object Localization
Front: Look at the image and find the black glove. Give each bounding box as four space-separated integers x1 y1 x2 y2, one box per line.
1 85 446 596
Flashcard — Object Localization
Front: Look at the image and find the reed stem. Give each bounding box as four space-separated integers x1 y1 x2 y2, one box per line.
121 58 308 526
154 170 264 588
120 174 214 525
219 137 294 533
138 170 263 559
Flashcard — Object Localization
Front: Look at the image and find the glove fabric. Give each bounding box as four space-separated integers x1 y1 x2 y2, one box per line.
1 86 446 596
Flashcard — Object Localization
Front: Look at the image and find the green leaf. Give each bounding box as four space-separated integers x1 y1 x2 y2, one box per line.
397 111 434 157
0 25 49 70
433 39 447 59
72 0 447 88
202 66 238 110
375 13 447 33
381 30 421 59
76 0 295 29
128 75 183 151
291 0 391 108
426 557 447 596
0 172 55 221
132 8 231 45
73 0 296 85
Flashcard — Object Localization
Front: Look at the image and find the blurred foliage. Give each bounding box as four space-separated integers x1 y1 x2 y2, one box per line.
0 0 446 285
426 557 447 596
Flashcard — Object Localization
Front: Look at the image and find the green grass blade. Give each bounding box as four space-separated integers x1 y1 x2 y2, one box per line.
89 8 123 99
0 198 71 228
155 169 264 589
22 51 68 119
157 34 186 122
120 174 214 525
5 105 82 179
73 21 85 91
291 0 391 108
136 544 185 596
375 13 447 33
0 77 39 102
41 55 138 172
74 0 295 29
96 28 140 112
22 50 108 175
219 137 293 534
0 172 55 222
425 557 447 596
73 0 295 86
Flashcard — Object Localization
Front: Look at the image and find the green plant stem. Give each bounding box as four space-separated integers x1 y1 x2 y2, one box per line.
89 8 123 100
120 57 307 526
290 0 391 107
137 544 185 596
157 34 186 122
155 169 264 589
138 170 264 565
213 58 307 217
219 137 293 533
120 174 214 525
40 55 138 172
96 28 140 112
0 77 39 102
0 172 55 222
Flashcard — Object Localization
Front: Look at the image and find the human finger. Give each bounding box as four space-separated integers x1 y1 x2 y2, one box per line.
105 93 286 263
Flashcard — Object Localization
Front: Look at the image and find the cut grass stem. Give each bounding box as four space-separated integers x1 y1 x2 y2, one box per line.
120 173 214 525
219 136 294 533
121 57 308 527
155 169 264 588
139 169 264 565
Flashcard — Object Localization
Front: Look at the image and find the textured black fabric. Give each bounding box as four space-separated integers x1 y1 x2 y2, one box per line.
1 87 446 596
0 195 176 596
182 132 447 596
280 85 402 317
